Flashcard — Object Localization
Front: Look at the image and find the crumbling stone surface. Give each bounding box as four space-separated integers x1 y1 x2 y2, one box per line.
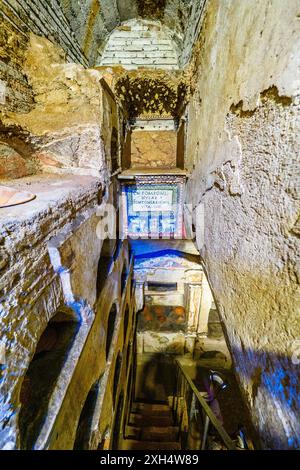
0 174 102 449
180 0 207 67
1 34 121 180
113 68 187 118
185 0 300 449
131 129 177 168
0 143 38 179
0 0 87 113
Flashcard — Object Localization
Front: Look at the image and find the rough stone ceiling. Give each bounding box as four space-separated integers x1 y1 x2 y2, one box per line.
59 0 194 65
112 69 188 118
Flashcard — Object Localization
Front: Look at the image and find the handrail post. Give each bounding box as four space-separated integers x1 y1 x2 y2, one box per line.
175 358 237 450
201 414 210 450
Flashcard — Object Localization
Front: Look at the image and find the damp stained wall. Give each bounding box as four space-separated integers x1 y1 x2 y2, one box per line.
185 0 300 449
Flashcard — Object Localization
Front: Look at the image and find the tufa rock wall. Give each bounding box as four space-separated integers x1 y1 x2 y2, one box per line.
1 34 122 180
0 0 87 113
131 129 177 168
185 0 300 449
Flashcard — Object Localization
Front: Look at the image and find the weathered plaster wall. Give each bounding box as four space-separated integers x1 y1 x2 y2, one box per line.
99 19 179 70
131 129 177 168
0 0 87 113
185 0 300 449
1 34 121 180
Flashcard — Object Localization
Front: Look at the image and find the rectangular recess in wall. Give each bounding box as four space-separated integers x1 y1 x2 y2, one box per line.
147 282 178 292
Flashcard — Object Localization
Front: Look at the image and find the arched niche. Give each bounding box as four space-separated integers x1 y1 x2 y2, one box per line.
18 309 80 449
73 379 101 450
123 305 130 347
111 393 124 450
106 303 118 361
97 427 111 450
113 353 122 408
121 262 128 297
96 239 115 300
98 19 179 71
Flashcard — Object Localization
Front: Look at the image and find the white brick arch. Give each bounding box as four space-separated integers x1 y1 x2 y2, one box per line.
97 19 179 70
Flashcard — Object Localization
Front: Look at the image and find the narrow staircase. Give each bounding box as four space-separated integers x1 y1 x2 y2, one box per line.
120 401 181 450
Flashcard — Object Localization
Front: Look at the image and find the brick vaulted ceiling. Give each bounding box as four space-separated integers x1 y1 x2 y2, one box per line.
59 0 206 67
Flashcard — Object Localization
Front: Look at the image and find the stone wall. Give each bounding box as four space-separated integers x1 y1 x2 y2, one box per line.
0 171 135 449
0 0 87 113
60 0 194 65
1 34 122 180
185 0 300 449
45 241 135 450
131 129 177 168
0 175 101 449
98 19 179 70
180 0 207 67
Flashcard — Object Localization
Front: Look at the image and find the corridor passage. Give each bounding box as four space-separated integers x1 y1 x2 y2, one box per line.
0 0 299 452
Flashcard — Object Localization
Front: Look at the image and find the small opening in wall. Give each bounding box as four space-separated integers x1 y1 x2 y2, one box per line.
96 240 115 299
97 427 110 450
147 281 178 292
106 304 118 360
121 263 128 296
112 393 124 450
113 353 122 407
19 309 79 449
73 379 101 450
123 305 129 347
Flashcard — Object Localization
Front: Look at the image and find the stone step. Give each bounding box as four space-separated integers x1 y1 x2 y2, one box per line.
131 401 172 416
120 439 181 451
129 412 174 427
126 425 179 441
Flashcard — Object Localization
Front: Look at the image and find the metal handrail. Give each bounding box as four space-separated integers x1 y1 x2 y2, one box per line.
175 359 237 450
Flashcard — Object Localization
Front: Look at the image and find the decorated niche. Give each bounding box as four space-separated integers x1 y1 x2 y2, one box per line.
121 175 185 239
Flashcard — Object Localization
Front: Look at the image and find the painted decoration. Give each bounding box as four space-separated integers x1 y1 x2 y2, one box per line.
121 176 185 239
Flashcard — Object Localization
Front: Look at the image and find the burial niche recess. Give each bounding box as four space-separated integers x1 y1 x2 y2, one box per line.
113 353 123 407
123 305 130 346
121 262 128 297
73 379 101 450
106 303 118 360
19 309 80 449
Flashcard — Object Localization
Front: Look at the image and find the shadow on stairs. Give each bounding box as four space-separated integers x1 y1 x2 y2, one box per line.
119 401 181 450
